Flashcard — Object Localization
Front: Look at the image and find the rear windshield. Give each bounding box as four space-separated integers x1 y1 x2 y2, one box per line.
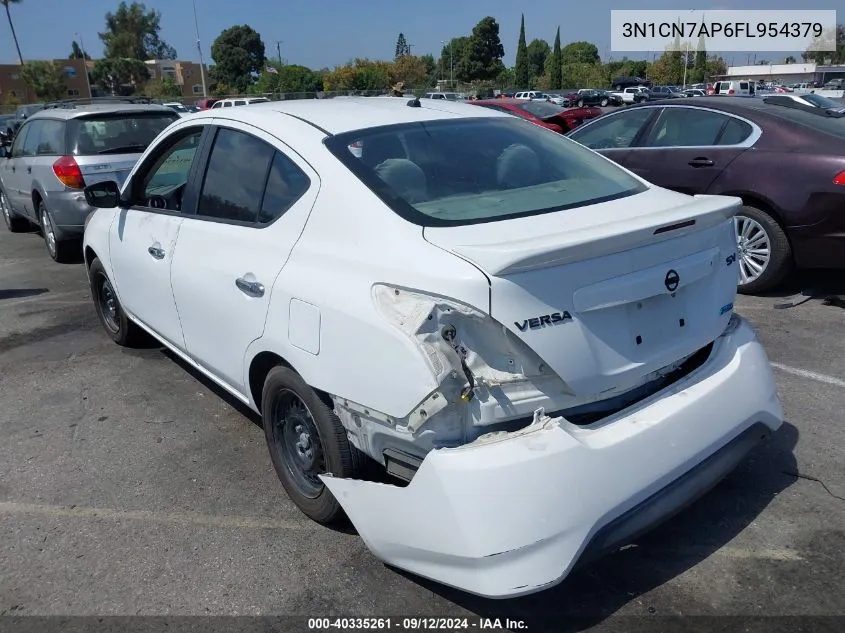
325 117 647 227
760 102 845 139
69 112 178 156
801 93 845 110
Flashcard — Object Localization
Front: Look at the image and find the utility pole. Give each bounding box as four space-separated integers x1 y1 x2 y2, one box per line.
76 32 92 98
275 41 283 97
450 39 454 89
440 40 445 84
191 0 208 98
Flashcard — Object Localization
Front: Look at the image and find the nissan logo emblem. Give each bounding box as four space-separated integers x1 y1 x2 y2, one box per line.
665 269 680 292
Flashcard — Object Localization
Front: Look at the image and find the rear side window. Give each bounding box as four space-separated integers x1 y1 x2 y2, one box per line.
258 152 311 224
326 117 647 227
717 117 753 145
21 120 43 156
645 108 729 147
69 113 178 156
197 128 275 223
35 120 65 155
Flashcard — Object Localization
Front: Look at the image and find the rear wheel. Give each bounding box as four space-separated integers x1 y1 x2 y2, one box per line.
39 201 76 263
1 189 28 232
600 98 609 107
89 257 144 346
577 99 584 107
734 205 792 295
262 366 364 524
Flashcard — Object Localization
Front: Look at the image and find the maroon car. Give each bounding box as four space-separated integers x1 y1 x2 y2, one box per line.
567 97 845 293
470 98 601 134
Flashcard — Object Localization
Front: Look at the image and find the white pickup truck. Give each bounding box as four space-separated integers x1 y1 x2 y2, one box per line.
611 86 650 104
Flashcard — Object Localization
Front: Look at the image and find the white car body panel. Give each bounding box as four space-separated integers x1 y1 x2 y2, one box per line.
81 97 784 599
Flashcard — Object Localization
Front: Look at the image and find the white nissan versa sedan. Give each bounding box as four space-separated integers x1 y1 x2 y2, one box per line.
81 96 783 599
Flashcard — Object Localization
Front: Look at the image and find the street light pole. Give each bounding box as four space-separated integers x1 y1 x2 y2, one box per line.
275 41 283 97
76 32 92 98
450 40 454 88
191 0 208 98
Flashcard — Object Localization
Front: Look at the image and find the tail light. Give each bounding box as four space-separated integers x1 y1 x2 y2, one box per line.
833 170 845 185
728 89 735 94
53 156 86 189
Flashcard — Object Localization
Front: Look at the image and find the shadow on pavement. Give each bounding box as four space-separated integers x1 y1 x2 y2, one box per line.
0 288 49 300
394 422 799 632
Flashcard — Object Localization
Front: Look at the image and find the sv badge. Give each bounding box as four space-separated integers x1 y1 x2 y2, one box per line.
515 311 573 331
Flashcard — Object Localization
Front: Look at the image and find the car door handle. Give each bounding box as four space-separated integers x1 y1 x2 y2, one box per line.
688 157 715 167
235 277 265 298
147 246 165 260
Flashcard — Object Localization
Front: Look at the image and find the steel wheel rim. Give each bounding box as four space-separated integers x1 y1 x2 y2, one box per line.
41 208 56 257
734 215 771 285
272 389 325 499
98 275 120 333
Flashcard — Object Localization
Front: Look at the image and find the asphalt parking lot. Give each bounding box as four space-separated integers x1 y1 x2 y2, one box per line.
1 225 844 631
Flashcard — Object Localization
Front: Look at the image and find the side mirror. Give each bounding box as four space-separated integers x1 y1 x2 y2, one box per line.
84 180 122 209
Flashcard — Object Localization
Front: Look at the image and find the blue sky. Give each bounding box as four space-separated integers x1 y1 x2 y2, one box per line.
1 0 840 68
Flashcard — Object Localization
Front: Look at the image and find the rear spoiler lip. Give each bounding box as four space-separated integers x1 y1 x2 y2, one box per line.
434 195 742 277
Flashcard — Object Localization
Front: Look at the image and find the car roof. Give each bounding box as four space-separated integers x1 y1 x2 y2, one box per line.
186 96 509 135
29 103 177 120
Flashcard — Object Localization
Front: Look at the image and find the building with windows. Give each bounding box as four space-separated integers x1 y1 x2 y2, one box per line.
144 59 208 99
713 62 845 86
0 58 93 104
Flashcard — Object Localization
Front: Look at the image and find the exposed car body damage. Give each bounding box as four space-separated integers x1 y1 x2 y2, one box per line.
323 315 782 598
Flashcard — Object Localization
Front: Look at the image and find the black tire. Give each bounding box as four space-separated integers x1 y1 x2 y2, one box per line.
734 205 793 295
600 98 609 107
38 201 77 263
262 366 364 524
1 188 29 232
577 99 584 107
89 257 144 346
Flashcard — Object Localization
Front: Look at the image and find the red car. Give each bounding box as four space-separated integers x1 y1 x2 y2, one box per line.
194 97 219 110
470 98 601 133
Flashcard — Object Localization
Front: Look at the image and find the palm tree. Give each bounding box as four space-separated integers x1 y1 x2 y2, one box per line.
2 0 24 65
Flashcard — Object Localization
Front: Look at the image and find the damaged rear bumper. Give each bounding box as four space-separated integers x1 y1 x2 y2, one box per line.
321 315 783 598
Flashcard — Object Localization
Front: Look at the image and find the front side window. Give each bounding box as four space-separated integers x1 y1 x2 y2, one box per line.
644 108 730 147
327 117 647 227
197 128 275 223
568 107 655 149
10 122 30 157
136 128 203 210
20 121 43 157
69 113 178 156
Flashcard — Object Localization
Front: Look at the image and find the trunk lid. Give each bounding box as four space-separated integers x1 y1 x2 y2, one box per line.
423 188 741 399
76 155 141 188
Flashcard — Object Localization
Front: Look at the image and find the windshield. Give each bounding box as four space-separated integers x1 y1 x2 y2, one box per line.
802 93 845 109
69 112 178 156
325 117 647 227
519 101 566 118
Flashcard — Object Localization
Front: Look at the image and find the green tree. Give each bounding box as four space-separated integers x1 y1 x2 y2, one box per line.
99 1 176 60
394 33 410 59
69 41 91 60
693 33 707 83
20 61 65 100
561 41 599 65
252 62 324 94
91 57 150 95
144 76 181 99
2 0 24 65
802 24 844 64
438 37 471 84
465 16 505 82
514 14 529 88
526 38 550 80
550 28 562 90
210 25 266 94
785 55 796 64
